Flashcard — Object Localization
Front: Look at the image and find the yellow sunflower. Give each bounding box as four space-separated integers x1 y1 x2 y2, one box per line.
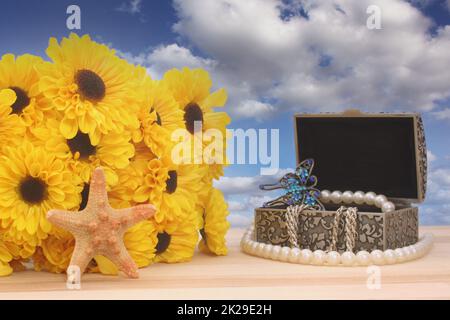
0 88 25 145
153 213 198 263
30 118 135 186
36 33 140 145
0 238 13 276
0 141 83 248
1 227 36 261
132 68 184 158
1 232 30 276
33 234 74 273
163 67 230 179
109 155 152 209
134 156 206 224
198 188 230 256
132 157 168 213
0 53 52 128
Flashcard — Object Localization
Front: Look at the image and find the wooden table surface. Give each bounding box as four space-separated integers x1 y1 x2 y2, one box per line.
0 226 449 300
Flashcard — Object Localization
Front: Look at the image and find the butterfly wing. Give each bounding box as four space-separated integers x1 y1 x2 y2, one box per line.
302 188 324 210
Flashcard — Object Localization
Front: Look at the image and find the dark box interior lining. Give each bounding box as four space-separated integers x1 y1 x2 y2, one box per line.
296 116 418 199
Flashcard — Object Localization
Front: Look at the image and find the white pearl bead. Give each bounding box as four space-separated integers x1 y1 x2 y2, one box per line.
330 191 343 204
402 246 412 260
371 250 385 265
420 243 431 255
250 242 259 255
364 192 376 205
356 251 371 266
279 247 291 262
289 248 301 263
341 251 356 266
411 246 420 259
353 191 365 205
326 251 341 266
408 246 417 259
414 242 423 251
381 201 395 213
321 190 331 203
255 242 266 256
262 244 273 259
342 191 354 204
312 250 326 265
384 249 397 264
394 248 405 263
418 243 427 255
271 246 282 260
374 195 387 208
300 249 313 264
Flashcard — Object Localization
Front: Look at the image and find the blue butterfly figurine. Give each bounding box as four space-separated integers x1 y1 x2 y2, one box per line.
259 158 324 210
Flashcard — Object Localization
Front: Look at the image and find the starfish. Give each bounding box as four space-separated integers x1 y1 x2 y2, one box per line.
47 167 156 279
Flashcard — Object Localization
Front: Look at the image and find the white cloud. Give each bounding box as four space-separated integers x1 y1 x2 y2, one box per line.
432 108 450 121
213 168 291 195
228 214 252 227
146 44 216 79
117 44 216 79
234 100 276 121
427 149 437 162
227 200 247 211
420 165 450 224
114 0 450 120
116 0 142 14
247 195 274 208
172 0 450 115
429 168 450 187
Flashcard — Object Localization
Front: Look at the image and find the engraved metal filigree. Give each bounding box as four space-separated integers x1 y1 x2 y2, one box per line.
254 207 418 252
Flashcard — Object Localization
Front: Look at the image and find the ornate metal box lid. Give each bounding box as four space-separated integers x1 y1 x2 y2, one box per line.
294 110 427 204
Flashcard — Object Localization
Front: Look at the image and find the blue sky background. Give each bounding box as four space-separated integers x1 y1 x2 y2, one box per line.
1 0 449 226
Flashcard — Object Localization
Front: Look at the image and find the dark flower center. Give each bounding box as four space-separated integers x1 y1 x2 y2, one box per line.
67 131 96 159
75 69 106 102
155 232 171 254
9 86 30 114
19 176 47 204
79 183 90 210
165 170 177 194
150 107 162 126
184 102 203 134
200 228 207 244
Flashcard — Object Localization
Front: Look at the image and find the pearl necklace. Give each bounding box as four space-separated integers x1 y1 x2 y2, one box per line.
241 225 433 266
320 190 396 213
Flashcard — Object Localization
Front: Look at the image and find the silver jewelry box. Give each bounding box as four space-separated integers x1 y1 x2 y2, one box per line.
255 110 427 252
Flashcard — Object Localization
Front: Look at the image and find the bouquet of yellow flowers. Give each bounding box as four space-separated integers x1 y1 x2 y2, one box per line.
0 33 230 276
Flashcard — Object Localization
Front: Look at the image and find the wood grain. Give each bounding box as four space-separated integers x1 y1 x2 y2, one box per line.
0 226 449 300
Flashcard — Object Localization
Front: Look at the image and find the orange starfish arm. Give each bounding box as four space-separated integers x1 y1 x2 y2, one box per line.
69 240 95 274
86 167 109 208
113 204 156 229
105 243 139 278
47 209 88 234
